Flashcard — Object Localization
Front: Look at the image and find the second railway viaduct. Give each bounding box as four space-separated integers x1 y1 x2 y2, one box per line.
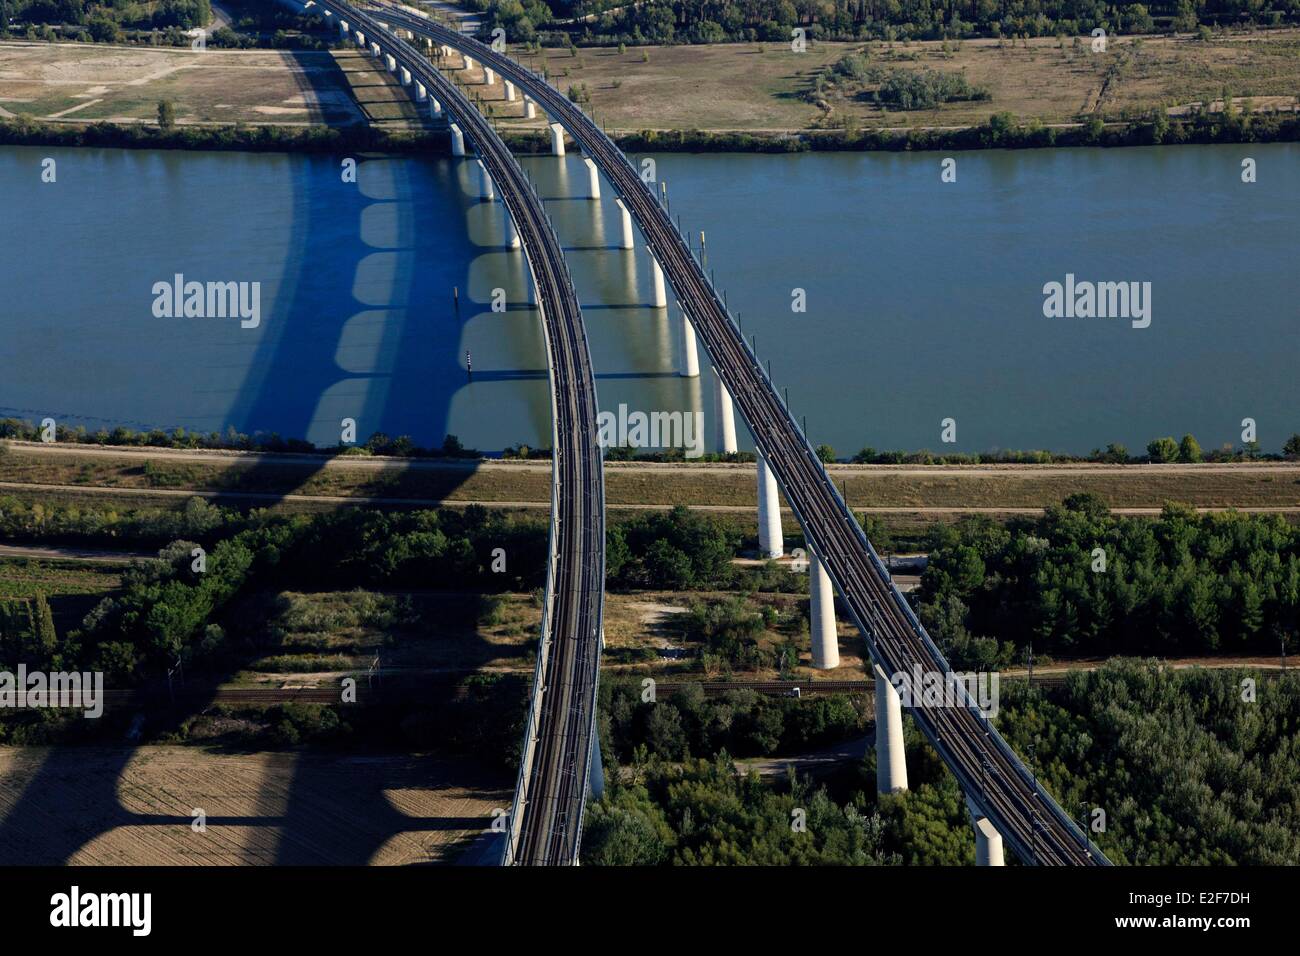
302 0 1103 867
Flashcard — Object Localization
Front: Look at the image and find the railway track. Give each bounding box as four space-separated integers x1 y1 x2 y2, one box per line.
310 1 606 865
365 1 1108 865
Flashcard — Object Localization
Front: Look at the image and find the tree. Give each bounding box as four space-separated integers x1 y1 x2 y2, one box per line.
1178 433 1203 463
1284 434 1300 459
1103 442 1129 463
86 15 121 42
815 444 836 463
30 592 58 661
157 99 176 131
1147 436 1179 463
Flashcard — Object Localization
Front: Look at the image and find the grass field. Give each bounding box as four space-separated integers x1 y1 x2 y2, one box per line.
220 587 860 683
5 31 1297 136
0 746 509 864
0 41 409 128
522 31 1300 132
4 443 1299 513
0 557 126 634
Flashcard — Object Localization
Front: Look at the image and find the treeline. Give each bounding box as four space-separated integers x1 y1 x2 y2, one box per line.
583 754 895 864
0 116 450 156
489 0 1297 46
999 663 1300 864
607 506 740 590
916 494 1300 664
824 430 1297 463
617 106 1300 151
601 677 867 762
0 418 478 459
2 0 211 30
585 662 1300 865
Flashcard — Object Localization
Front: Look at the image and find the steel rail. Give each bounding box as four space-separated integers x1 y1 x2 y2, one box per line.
309 0 606 865
368 0 1108 866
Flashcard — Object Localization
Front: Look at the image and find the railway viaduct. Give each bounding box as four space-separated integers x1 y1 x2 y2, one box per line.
302 0 1107 867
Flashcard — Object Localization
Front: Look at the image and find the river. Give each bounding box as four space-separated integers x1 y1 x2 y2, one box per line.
2 142 1296 456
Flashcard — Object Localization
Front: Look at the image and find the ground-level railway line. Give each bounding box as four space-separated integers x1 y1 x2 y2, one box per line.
366 0 1107 865
310 0 606 866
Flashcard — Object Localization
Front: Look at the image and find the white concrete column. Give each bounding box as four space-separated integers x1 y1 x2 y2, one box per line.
504 213 521 249
371 42 381 58
649 254 667 308
338 20 348 36
385 54 397 73
549 122 566 156
809 549 839 669
484 66 496 85
449 123 465 156
714 371 737 454
476 159 495 201
967 798 1005 866
430 96 443 118
504 80 516 101
465 54 475 71
874 660 909 794
355 31 365 48
757 453 783 559
524 96 537 119
416 81 427 102
614 198 634 250
400 66 412 86
582 157 601 200
678 304 699 378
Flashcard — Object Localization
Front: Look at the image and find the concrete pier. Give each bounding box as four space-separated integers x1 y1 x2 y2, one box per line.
649 254 667 308
371 42 381 58
523 97 537 119
504 213 521 249
809 549 839 669
967 798 1005 866
714 372 738 454
415 81 427 102
504 80 516 102
465 54 475 71
678 304 699 377
400 66 412 86
756 454 783 559
874 661 909 794
429 96 443 118
549 123 566 156
476 159 495 201
583 157 601 200
614 198 634 249
354 31 364 48
338 20 348 36
484 66 496 85
384 54 397 73
449 123 465 157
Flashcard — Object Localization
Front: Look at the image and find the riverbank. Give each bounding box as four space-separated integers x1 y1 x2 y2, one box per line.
3 441 1298 519
5 30 1299 155
5 109 1297 158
